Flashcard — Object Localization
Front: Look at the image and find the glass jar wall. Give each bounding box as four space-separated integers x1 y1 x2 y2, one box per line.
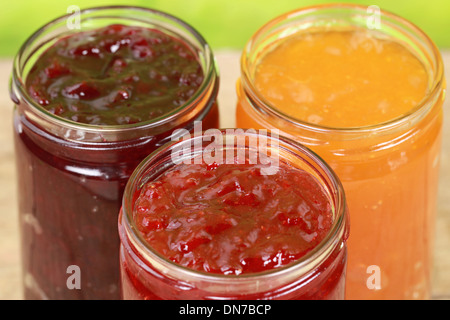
10 6 219 299
119 130 349 300
236 4 445 299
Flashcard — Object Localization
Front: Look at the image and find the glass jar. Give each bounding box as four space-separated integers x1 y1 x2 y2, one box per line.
236 4 445 299
118 129 349 300
10 6 219 300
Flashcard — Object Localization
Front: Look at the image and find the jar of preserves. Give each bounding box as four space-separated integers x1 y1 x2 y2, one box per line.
119 129 349 300
236 4 445 299
10 6 219 299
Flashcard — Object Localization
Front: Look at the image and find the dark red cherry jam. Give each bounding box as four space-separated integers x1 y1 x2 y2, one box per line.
133 161 333 275
12 8 219 300
25 24 204 125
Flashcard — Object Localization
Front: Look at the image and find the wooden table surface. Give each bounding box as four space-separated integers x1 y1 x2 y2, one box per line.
0 50 449 300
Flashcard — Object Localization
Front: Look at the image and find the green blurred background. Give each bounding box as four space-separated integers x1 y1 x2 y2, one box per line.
2 0 450 57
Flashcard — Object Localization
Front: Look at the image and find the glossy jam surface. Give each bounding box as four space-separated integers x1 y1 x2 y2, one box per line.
25 24 204 125
15 23 218 299
237 26 444 299
253 29 428 127
133 161 333 275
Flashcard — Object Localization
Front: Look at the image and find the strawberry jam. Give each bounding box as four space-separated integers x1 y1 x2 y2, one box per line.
11 7 219 300
119 130 349 300
134 161 333 275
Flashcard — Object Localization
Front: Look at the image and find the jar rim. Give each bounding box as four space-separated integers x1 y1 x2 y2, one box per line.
120 129 348 288
240 3 445 133
10 5 219 134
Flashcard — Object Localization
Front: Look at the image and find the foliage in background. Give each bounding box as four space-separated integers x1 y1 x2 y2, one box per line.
2 0 449 56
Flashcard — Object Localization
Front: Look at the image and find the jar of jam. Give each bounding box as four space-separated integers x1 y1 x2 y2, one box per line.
10 6 219 299
236 4 445 299
118 129 349 300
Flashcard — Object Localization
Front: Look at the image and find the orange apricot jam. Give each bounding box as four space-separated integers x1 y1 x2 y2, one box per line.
236 6 445 300
253 29 429 128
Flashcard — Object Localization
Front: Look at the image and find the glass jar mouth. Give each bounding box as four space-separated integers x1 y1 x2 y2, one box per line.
10 5 219 134
240 3 445 133
120 129 348 287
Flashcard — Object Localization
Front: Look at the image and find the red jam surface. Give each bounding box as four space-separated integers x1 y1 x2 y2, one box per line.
25 24 204 125
133 161 334 275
